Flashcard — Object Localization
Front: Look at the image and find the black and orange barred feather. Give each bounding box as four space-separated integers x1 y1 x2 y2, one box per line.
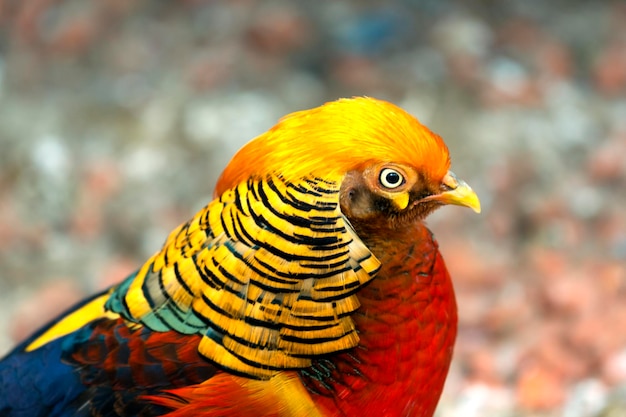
106 174 380 378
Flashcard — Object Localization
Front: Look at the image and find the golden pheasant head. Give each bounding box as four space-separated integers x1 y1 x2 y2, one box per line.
217 96 480 228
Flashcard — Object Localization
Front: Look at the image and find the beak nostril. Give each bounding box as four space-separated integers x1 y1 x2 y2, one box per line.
441 171 460 192
440 183 455 192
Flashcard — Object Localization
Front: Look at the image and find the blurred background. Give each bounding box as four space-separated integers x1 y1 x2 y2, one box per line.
1 1 625 416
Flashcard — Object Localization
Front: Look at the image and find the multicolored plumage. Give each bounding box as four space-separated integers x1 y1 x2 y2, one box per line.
0 97 480 417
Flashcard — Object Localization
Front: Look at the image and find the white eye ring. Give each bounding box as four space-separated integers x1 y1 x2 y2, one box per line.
379 168 405 189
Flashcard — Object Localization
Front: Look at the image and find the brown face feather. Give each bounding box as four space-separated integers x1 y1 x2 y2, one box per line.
339 167 444 234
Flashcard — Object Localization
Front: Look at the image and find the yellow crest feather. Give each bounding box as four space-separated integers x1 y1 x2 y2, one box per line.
216 97 450 195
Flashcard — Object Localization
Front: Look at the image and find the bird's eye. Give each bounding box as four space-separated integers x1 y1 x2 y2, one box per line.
379 168 404 189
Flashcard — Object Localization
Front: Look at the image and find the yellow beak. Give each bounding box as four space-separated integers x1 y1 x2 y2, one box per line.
428 171 481 213
390 192 410 211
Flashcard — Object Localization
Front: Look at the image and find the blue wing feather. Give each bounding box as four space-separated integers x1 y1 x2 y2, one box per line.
0 292 106 417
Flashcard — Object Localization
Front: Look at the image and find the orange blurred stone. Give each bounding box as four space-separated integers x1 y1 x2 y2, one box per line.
70 162 122 240
486 209 515 240
186 48 237 91
516 363 566 410
570 306 626 359
453 290 488 327
446 53 482 88
593 207 626 248
50 13 99 56
587 135 626 182
330 55 385 91
603 349 626 385
439 238 503 288
595 261 626 295
536 39 573 81
543 272 597 316
466 347 503 385
528 248 568 281
483 288 532 336
84 161 122 200
536 335 590 381
593 40 626 97
97 257 138 289
0 189 20 251
245 6 312 56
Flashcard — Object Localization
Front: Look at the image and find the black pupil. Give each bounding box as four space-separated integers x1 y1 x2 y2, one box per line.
386 171 400 185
